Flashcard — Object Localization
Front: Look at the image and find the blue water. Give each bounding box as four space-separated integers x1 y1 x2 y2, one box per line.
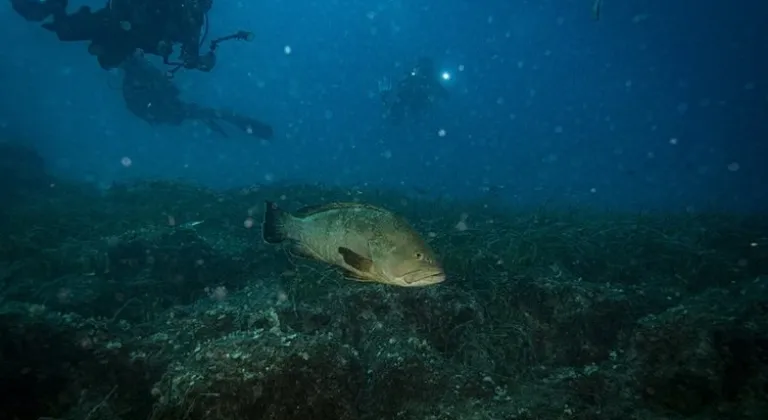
2 0 766 212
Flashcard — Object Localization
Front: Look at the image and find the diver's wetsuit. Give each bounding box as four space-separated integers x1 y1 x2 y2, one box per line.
10 0 213 71
381 57 450 124
10 0 67 21
121 56 274 140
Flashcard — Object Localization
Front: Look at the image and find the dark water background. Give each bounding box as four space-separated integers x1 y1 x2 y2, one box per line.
1 0 765 213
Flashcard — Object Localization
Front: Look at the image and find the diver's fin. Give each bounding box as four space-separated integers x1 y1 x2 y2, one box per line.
232 116 274 140
204 119 230 138
338 247 374 273
217 110 274 140
592 0 602 20
262 201 290 244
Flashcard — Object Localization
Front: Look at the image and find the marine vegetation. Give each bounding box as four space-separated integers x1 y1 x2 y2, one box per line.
1 161 767 419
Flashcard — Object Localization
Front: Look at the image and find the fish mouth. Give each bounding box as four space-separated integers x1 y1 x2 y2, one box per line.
405 270 446 286
425 272 446 283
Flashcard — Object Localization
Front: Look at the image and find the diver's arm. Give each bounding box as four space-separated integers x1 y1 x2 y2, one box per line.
181 36 213 72
180 12 216 72
181 46 216 72
180 33 199 64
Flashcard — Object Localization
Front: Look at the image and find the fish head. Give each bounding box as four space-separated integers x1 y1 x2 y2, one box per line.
378 241 445 287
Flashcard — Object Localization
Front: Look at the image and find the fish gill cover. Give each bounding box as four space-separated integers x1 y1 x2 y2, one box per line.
0 173 767 420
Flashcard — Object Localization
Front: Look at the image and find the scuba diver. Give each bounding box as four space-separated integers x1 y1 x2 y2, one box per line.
120 54 274 140
9 0 253 75
378 57 450 125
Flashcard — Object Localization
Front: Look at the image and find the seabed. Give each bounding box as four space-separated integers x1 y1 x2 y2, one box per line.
1 145 767 420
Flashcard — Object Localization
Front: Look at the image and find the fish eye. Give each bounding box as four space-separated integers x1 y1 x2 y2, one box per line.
415 252 424 260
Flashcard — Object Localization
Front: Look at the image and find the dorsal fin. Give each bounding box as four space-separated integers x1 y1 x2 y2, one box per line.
294 202 388 218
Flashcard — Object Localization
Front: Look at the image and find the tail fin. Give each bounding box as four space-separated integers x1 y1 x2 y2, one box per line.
262 200 290 244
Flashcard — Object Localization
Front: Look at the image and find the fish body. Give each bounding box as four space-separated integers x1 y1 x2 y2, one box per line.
261 201 445 287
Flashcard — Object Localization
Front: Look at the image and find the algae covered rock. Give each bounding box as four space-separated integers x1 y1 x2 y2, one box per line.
150 329 364 420
625 277 768 416
1 180 767 420
0 139 50 198
0 302 154 420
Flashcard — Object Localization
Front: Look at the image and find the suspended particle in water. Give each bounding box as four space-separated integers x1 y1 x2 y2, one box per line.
668 138 678 145
437 129 446 137
207 286 228 301
57 288 72 303
244 217 255 228
79 336 94 349
276 289 289 304
284 45 292 55
455 213 469 231
121 157 132 167
727 162 740 172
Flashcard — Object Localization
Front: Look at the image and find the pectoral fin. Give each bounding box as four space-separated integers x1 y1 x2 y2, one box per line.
341 269 375 282
338 247 374 273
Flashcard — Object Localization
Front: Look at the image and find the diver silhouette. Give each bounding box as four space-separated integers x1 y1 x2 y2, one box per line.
120 55 274 140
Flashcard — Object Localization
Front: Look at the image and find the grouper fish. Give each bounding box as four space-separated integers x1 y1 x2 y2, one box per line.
261 201 445 287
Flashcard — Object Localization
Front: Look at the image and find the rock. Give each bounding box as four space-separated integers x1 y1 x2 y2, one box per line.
625 278 768 416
